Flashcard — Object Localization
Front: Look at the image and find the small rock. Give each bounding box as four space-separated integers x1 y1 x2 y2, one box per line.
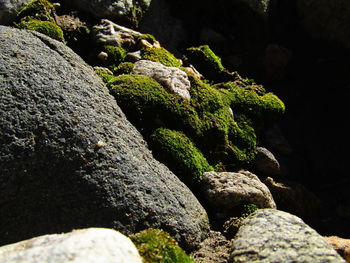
231 209 346 263
97 51 108 61
0 228 142 263
93 19 141 47
325 236 350 263
126 51 142 62
201 170 276 212
264 125 293 154
132 60 191 100
255 147 281 176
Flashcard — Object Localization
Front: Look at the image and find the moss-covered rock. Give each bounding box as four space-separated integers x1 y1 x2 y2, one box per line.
136 33 157 45
17 0 55 21
141 47 182 67
112 62 135 75
151 128 213 183
103 45 127 69
130 229 193 263
184 45 224 82
107 74 202 137
18 18 65 42
216 82 285 130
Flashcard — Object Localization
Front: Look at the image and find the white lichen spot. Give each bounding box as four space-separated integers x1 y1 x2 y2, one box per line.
96 140 106 148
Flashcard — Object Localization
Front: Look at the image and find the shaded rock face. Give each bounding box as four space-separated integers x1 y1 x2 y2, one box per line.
0 228 142 263
67 0 151 25
0 26 209 249
231 209 345 263
0 0 31 25
297 0 350 50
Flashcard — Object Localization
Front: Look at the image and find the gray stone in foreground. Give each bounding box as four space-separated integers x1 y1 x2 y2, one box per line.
0 228 142 263
231 209 345 263
0 25 209 249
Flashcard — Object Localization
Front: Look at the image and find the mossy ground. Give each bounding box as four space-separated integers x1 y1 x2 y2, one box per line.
130 229 193 263
151 128 213 183
185 45 224 82
141 47 182 67
18 19 65 42
16 0 66 43
97 31 285 185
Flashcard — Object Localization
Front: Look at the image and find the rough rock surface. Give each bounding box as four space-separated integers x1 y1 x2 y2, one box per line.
0 228 142 263
0 0 31 25
325 236 350 263
68 0 152 21
264 177 321 219
0 25 209 249
255 147 281 176
132 60 191 100
201 171 276 211
190 231 231 263
297 0 350 50
139 0 187 54
93 19 141 47
231 209 345 263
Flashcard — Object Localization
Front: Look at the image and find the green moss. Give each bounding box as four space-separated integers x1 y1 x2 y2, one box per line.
141 47 182 67
240 204 259 218
103 45 127 69
136 34 157 45
184 45 224 81
18 19 65 42
151 128 213 183
112 62 135 75
108 74 202 137
17 0 55 21
218 84 285 129
130 229 193 263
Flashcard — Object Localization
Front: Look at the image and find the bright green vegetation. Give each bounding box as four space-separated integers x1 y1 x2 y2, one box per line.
18 19 65 42
240 204 259 218
130 229 193 263
136 33 157 45
107 74 202 137
185 45 224 81
101 43 284 184
16 0 66 43
17 0 55 21
215 82 285 131
112 62 135 75
105 69 283 176
103 45 127 70
141 47 182 67
151 128 213 183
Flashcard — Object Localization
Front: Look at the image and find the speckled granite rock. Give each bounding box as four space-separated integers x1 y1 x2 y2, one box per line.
231 209 345 263
0 228 142 263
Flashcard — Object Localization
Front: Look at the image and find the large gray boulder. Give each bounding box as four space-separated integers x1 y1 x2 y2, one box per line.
0 228 142 263
297 0 350 50
0 25 209 249
0 0 31 25
231 209 345 263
